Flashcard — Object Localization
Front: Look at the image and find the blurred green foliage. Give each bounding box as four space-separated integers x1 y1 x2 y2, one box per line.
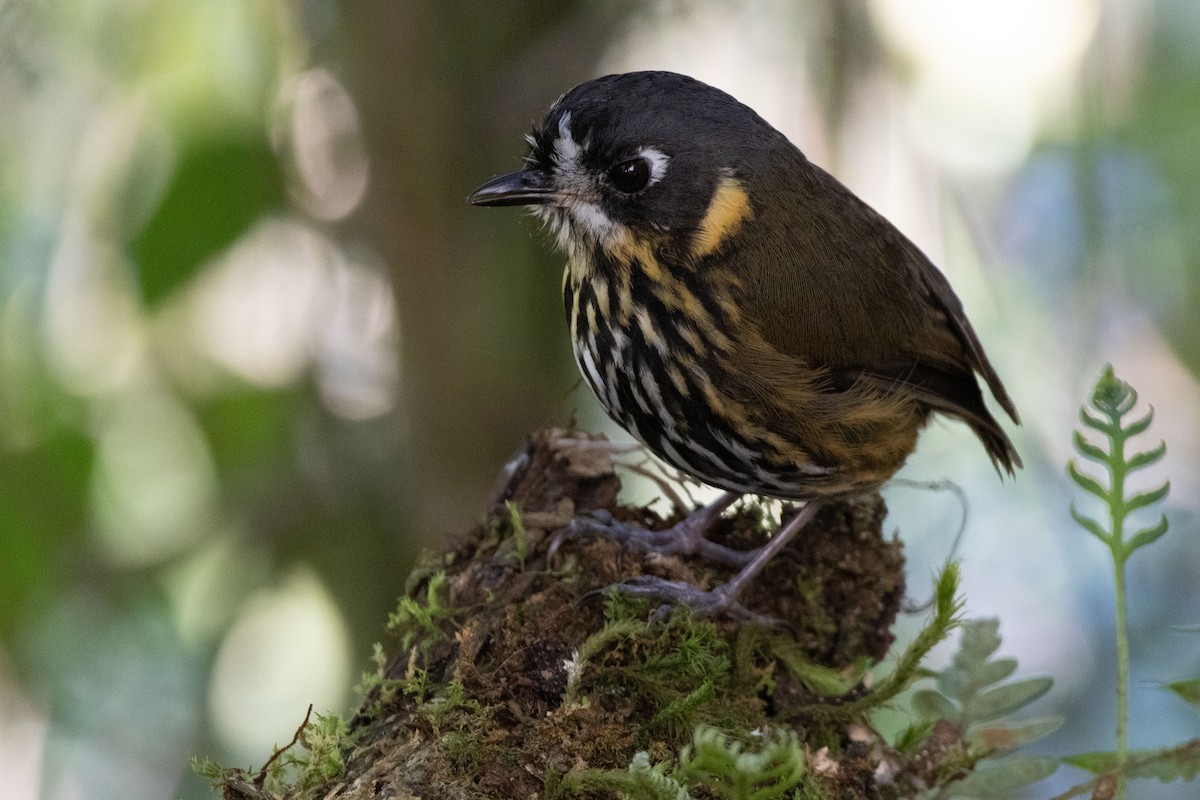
2 1 1200 799
132 137 286 306
0 1 615 797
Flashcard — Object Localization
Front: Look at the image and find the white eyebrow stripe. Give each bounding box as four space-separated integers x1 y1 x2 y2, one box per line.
553 112 580 165
638 147 670 186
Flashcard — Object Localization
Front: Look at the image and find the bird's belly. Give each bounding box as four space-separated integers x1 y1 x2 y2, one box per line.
570 322 837 500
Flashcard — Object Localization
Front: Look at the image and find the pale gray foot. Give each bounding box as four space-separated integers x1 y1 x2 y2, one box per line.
550 492 753 567
612 500 824 620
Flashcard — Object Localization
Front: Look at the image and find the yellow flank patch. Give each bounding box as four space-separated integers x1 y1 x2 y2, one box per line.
692 178 753 259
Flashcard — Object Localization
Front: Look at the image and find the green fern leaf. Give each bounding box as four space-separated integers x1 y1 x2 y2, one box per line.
1124 482 1170 514
1065 741 1200 782
968 677 1053 724
911 689 958 722
1167 678 1200 706
969 716 1063 753
1121 408 1155 438
1125 440 1166 471
1079 406 1112 434
1069 504 1110 544
974 657 1019 688
950 756 1059 797
1067 462 1110 503
1071 430 1108 463
1126 515 1170 553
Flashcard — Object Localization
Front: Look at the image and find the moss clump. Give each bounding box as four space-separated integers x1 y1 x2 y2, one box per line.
212 428 914 799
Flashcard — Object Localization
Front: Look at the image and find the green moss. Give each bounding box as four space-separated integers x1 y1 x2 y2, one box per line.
201 430 925 799
505 499 528 567
386 570 454 651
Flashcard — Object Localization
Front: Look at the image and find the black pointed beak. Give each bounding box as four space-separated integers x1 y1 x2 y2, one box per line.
468 169 558 207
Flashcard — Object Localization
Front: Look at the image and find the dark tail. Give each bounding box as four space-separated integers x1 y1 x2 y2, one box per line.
966 413 1022 477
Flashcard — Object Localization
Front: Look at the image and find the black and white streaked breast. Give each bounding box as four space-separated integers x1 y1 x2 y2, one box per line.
563 258 838 500
536 109 839 499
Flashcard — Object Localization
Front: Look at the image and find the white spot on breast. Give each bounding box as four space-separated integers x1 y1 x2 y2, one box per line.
638 363 663 406
594 281 610 317
676 323 703 353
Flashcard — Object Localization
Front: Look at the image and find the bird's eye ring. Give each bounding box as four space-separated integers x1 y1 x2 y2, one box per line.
607 157 651 194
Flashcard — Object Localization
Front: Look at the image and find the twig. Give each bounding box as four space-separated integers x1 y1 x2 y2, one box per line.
620 459 690 515
254 703 314 788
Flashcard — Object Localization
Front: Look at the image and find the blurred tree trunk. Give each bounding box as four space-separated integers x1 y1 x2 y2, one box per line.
326 2 629 541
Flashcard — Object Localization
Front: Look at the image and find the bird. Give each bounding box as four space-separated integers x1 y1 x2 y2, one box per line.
470 71 1019 616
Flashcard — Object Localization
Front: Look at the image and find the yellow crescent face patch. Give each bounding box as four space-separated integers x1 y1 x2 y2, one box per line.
691 178 753 260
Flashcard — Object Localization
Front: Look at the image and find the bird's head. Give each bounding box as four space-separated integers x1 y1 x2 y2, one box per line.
469 71 784 265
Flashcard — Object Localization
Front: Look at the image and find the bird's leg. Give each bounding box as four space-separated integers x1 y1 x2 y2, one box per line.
550 491 753 567
616 500 824 620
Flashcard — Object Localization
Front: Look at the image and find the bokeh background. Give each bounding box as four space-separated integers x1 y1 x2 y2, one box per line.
1 1 1198 797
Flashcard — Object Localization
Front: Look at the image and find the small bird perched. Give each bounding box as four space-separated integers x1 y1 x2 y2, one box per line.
470 71 1019 615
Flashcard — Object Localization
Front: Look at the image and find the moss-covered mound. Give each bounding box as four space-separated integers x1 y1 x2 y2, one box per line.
213 428 941 800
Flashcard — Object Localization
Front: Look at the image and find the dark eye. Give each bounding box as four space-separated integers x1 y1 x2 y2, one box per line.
607 157 651 194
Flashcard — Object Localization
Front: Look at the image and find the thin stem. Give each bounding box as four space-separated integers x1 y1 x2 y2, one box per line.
1112 553 1129 800
1108 418 1129 799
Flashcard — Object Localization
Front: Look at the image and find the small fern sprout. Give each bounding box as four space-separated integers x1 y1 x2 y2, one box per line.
1067 364 1170 800
1068 364 1170 564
